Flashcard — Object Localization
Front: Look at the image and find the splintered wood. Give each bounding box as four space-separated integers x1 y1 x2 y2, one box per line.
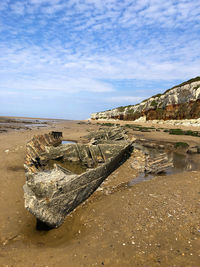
145 153 173 174
24 131 62 174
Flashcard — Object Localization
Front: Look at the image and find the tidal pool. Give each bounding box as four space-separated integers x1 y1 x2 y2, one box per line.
62 140 76 144
129 144 200 186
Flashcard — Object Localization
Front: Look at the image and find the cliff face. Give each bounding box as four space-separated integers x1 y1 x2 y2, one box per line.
91 77 200 121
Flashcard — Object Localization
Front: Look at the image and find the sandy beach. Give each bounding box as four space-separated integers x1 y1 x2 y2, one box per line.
0 118 200 266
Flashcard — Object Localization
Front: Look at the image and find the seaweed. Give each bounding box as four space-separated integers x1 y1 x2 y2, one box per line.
174 142 189 149
169 129 200 137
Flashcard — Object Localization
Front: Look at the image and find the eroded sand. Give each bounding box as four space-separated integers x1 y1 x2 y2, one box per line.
0 119 200 266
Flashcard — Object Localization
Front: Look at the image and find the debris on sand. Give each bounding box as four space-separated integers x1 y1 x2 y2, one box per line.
86 126 129 144
145 153 173 174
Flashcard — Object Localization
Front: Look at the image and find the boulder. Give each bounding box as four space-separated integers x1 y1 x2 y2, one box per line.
187 147 198 154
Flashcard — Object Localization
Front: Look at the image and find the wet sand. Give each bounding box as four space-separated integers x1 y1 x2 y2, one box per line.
0 119 200 266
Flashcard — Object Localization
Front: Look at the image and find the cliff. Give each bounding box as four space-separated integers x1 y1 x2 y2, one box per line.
91 77 200 121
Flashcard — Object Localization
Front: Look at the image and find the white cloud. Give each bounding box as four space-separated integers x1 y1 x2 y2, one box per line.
0 71 114 93
0 35 199 97
10 2 25 15
0 0 9 11
0 90 19 96
0 0 200 101
106 96 146 103
30 0 61 5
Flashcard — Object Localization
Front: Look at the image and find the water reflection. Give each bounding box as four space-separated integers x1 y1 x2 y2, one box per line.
62 140 76 144
47 159 87 174
129 143 200 186
25 124 47 127
134 143 200 173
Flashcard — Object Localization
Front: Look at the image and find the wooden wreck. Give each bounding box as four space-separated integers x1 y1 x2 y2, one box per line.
23 131 133 228
145 153 173 174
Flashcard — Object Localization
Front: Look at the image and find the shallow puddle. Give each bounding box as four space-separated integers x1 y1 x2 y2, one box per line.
62 140 76 144
25 123 47 127
47 159 87 174
128 173 154 186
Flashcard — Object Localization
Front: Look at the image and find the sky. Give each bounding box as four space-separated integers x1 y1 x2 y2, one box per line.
0 0 200 119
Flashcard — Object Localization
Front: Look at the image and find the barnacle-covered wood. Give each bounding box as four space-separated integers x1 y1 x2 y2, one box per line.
23 131 133 228
145 153 173 174
24 131 62 174
86 126 128 144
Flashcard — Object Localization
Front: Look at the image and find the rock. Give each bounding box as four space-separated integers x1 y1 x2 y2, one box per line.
134 116 146 122
91 78 200 121
187 147 198 154
130 149 146 172
131 161 145 172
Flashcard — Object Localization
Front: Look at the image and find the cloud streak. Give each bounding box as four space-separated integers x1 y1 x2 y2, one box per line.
0 0 199 118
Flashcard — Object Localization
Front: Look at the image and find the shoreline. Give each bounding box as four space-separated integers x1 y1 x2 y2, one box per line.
90 117 200 130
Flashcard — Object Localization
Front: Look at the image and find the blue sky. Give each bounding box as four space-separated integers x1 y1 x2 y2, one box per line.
0 0 200 119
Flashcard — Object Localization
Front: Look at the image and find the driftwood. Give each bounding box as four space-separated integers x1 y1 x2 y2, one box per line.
145 153 173 174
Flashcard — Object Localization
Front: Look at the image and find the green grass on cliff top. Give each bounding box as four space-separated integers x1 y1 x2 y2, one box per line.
142 76 200 103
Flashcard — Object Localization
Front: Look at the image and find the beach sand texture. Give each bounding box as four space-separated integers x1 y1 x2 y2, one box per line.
0 118 200 266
